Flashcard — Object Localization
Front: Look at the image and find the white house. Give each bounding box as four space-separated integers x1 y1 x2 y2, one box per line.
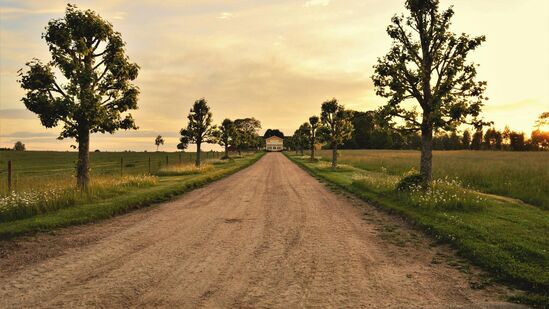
265 136 284 152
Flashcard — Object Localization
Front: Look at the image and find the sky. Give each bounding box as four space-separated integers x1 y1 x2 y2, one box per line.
0 0 548 151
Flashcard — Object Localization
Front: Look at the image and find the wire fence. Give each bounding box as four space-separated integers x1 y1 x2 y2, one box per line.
0 151 224 194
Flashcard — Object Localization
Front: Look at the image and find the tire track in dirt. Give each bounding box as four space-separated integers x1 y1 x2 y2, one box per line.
0 153 523 308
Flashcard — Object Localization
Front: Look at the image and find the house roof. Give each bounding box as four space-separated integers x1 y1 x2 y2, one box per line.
265 136 283 141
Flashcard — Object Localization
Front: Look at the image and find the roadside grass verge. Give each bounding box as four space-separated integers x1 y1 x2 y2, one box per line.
286 153 549 307
0 153 263 239
0 175 158 223
155 163 215 176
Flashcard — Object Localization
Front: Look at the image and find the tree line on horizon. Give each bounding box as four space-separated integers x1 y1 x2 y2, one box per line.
287 110 549 152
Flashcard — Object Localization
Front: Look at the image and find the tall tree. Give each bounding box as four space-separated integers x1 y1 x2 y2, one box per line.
372 0 487 186
295 123 311 156
13 141 26 151
471 130 483 150
309 116 320 160
461 129 471 149
180 98 216 166
216 118 235 159
18 4 139 188
234 118 261 155
155 135 164 151
318 99 353 168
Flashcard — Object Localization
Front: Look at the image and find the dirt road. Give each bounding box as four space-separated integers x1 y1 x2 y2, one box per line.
0 153 520 308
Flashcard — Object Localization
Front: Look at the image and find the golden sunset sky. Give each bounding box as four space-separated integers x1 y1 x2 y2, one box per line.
1 0 548 151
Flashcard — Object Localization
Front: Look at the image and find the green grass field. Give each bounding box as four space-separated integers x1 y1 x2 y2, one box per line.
317 149 549 210
0 151 262 238
0 150 223 193
288 151 548 306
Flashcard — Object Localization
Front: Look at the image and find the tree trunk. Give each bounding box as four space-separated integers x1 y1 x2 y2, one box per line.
196 142 201 167
300 145 304 156
331 143 337 169
224 144 229 159
76 130 90 190
310 131 315 160
420 125 433 187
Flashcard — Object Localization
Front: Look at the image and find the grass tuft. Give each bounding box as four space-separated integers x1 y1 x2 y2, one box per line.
155 164 214 176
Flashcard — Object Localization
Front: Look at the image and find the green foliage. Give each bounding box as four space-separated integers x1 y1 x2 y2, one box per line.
180 98 217 165
18 4 139 138
154 135 164 151
372 0 487 133
13 141 26 151
215 118 236 152
17 4 140 188
372 0 489 185
263 129 284 139
318 98 353 147
233 117 262 152
293 122 311 154
396 174 423 191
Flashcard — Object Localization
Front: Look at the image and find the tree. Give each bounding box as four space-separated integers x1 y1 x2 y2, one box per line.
18 5 139 189
535 112 549 129
155 135 164 151
462 130 471 149
294 123 311 156
509 131 525 151
180 98 217 166
216 118 235 159
263 129 284 139
233 118 261 154
531 129 549 150
471 130 483 150
309 116 320 159
318 99 353 168
372 0 487 186
13 141 26 151
177 136 189 152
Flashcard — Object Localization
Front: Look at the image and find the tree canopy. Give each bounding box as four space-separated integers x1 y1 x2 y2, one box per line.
263 129 285 139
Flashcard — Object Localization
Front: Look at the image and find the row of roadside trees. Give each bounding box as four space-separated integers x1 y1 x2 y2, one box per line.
289 99 354 168
177 98 262 167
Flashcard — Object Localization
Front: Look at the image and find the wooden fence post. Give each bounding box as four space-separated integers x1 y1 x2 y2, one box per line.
7 160 12 192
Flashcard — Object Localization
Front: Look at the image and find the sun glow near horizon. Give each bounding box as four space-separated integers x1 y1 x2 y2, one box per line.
0 0 548 151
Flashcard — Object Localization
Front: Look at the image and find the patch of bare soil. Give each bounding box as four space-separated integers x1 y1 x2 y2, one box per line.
0 153 524 308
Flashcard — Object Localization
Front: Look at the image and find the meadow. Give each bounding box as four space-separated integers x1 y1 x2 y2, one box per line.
318 149 549 210
0 150 261 237
0 150 223 193
288 151 549 306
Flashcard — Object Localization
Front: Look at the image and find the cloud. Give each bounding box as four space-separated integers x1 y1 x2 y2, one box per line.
0 109 36 119
0 131 56 138
217 12 234 19
304 0 331 7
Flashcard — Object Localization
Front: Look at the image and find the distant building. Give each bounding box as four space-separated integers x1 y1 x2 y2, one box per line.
265 136 284 152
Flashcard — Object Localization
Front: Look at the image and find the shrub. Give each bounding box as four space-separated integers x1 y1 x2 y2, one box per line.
396 174 423 191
